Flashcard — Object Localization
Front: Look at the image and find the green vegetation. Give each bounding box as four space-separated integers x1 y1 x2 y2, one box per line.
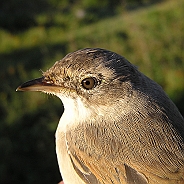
0 0 184 183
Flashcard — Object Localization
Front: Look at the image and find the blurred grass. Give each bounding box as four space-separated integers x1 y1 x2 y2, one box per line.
0 0 184 183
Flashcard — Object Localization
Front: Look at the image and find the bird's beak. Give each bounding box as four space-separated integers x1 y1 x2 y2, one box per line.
16 77 60 93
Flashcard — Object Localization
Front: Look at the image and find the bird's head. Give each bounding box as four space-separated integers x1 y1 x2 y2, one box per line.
17 48 140 106
17 48 150 127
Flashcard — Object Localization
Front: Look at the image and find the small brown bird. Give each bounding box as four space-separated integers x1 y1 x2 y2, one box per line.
17 48 184 184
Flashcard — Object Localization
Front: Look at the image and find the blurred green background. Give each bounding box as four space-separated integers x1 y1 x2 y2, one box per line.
0 0 184 183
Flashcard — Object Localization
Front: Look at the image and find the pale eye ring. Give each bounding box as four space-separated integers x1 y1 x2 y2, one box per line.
81 77 97 90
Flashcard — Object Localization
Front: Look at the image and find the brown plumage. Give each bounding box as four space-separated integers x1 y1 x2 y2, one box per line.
17 48 184 183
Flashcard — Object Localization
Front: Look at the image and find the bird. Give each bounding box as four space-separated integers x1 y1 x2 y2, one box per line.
16 48 184 184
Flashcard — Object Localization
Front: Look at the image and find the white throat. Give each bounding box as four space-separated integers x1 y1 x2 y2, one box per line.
56 94 92 132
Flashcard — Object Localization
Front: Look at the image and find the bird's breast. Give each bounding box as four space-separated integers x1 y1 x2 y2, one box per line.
55 128 86 184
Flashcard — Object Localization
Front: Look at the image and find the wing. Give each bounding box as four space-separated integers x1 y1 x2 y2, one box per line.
65 104 184 184
68 147 148 184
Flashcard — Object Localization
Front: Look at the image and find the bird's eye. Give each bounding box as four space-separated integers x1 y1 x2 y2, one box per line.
81 77 97 90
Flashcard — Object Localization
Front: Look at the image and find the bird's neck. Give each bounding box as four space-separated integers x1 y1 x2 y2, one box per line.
56 95 95 132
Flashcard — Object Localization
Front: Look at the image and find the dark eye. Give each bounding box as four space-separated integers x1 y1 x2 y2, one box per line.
81 77 97 90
